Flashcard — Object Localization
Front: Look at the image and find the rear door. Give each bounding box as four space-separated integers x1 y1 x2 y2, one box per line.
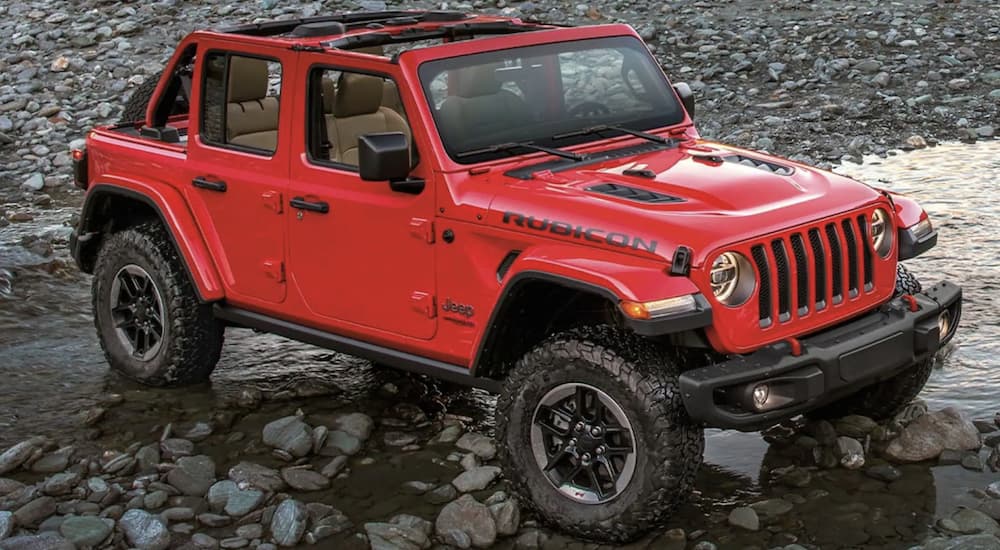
185 43 294 306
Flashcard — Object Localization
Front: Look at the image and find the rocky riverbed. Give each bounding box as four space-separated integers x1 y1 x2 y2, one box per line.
2 0 1000 548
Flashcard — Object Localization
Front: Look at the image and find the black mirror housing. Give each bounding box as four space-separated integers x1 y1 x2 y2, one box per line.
673 82 695 120
358 132 411 182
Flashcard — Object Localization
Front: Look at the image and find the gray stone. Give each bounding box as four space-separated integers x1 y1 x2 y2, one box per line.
144 490 168 509
224 490 264 517
22 174 45 192
962 453 985 471
488 499 520 536
452 466 501 493
426 483 458 505
835 436 866 469
235 524 263 539
749 498 794 517
834 415 879 438
865 464 902 482
135 444 161 473
191 533 219 549
940 449 965 465
0 437 46 475
728 507 759 531
207 480 239 512
270 499 308 547
455 433 496 461
159 438 194 460
988 481 1000 498
434 425 463 444
167 455 216 496
30 448 73 474
219 537 249 549
197 513 231 528
262 417 314 458
924 534 1000 550
14 496 57 527
884 407 981 462
59 516 112 547
0 511 13 539
0 533 75 550
435 494 496 548
320 456 348 478
228 462 286 492
322 431 362 456
330 413 374 441
119 509 171 550
384 431 418 447
280 468 330 492
855 59 882 73
42 472 80 496
364 521 430 550
979 500 1000 521
947 508 999 535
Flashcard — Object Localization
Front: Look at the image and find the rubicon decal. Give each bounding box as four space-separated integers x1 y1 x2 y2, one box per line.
502 211 658 253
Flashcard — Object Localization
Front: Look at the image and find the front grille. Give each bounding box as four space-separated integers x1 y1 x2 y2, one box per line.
754 215 877 327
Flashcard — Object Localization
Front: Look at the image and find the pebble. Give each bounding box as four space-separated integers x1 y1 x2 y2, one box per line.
728 507 760 531
452 466 501 493
119 509 170 550
455 433 497 461
280 467 330 491
270 499 308 547
262 416 314 458
167 455 216 496
58 516 112 547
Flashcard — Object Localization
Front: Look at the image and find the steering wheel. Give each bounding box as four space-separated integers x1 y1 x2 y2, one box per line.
568 101 611 118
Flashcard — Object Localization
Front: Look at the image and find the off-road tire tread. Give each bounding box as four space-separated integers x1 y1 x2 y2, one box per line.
810 264 931 420
495 325 704 543
119 73 162 124
92 221 223 386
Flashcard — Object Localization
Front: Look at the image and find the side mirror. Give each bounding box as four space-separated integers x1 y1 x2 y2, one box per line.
673 82 695 120
358 132 411 182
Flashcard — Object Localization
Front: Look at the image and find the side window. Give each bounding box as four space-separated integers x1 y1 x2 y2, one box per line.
200 52 282 154
306 67 412 168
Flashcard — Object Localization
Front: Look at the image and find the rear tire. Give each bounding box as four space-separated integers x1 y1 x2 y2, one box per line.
119 73 162 124
495 326 704 543
808 263 932 420
93 222 223 386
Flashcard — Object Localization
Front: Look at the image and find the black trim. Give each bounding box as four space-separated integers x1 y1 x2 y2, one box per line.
472 270 711 377
213 305 499 392
898 226 938 261
71 185 209 303
504 142 672 180
679 281 962 431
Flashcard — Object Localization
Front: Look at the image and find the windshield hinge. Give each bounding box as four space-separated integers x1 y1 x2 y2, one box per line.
290 44 325 52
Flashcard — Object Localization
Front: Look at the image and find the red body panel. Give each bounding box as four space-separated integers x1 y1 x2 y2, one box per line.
82 17 924 366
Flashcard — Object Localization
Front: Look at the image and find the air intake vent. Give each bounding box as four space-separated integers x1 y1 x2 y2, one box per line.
724 155 794 176
586 183 682 204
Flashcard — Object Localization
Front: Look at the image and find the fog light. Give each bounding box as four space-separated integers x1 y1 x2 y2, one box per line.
752 384 770 410
938 310 952 339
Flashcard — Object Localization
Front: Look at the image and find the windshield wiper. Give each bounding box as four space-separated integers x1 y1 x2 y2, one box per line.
455 141 586 161
553 124 675 145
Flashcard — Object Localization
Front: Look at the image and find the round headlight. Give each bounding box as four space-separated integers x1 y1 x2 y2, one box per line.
710 252 755 306
871 208 894 258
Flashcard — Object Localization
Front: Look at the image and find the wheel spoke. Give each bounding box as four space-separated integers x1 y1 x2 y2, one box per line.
535 405 572 437
586 466 607 500
543 448 570 472
597 456 618 480
116 318 137 330
603 445 633 457
118 274 137 300
574 385 593 421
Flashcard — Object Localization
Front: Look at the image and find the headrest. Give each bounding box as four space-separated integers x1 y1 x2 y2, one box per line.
334 73 385 117
228 57 269 103
455 63 503 98
321 77 336 114
355 45 385 56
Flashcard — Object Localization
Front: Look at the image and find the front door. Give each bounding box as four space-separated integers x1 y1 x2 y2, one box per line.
185 46 292 305
286 63 436 340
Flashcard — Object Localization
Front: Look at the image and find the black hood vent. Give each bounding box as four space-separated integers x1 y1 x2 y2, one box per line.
724 155 794 176
586 183 683 204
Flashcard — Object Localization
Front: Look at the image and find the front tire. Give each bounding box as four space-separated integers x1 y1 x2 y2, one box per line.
93 222 224 386
495 326 704 543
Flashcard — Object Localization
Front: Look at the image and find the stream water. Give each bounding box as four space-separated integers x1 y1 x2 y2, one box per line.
1 141 998 548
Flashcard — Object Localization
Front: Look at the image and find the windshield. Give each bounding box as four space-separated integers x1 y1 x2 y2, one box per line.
418 36 685 164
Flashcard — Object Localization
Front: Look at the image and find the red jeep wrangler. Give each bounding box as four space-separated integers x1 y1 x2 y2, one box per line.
69 11 962 542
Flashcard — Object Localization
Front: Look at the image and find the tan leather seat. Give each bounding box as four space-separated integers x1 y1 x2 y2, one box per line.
226 57 279 151
354 46 405 117
327 73 410 165
437 64 532 145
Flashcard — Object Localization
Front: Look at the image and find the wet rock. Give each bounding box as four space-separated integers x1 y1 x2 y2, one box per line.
59 515 112 547
270 499 309 547
426 483 458 505
198 513 232 528
161 507 195 523
988 481 1000 498
191 533 219 549
904 135 928 149
320 456 347 478
42 472 80 496
219 537 249 548
119 509 171 550
228 462 286 492
884 407 981 462
834 415 879 438
770 465 812 488
434 425 463 444
330 413 374 441
728 507 759 531
311 509 352 540
30 447 73 474
0 478 25 497
364 520 431 550
513 529 548 549
0 532 75 550
962 453 985 471
401 481 434 495
183 422 214 442
923 534 1000 550
488 498 520 536
974 420 998 434
207 480 239 512
280 468 330 492
750 498 794 518
14 496 57 527
940 449 965 465
455 433 496 461
944 508 1000 535
835 436 866 469
144 490 169 509
262 417 314 458
321 431 362 456
311 426 328 455
460 452 479 472
0 437 46 475
0 511 12 539
452 466 501 493
865 464 902 482
980 500 1000 521
160 438 194 460
436 494 496 547
384 432 418 447
225 490 264 517
167 455 216 496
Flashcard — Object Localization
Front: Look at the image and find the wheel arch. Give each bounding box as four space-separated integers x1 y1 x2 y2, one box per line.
75 183 224 302
472 248 711 380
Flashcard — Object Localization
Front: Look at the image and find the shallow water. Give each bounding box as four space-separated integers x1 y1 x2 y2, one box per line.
1 141 998 548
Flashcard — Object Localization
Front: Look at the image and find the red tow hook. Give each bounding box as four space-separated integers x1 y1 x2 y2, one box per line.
786 337 803 357
900 294 920 312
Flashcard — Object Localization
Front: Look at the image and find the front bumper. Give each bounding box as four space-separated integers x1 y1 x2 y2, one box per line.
679 281 962 431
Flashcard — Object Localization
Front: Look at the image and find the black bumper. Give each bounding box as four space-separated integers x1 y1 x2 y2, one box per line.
679 281 962 431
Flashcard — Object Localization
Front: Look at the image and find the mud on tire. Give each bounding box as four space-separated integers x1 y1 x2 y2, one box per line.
92 222 224 386
495 326 704 543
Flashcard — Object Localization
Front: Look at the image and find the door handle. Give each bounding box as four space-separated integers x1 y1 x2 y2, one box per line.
290 197 329 214
192 177 227 192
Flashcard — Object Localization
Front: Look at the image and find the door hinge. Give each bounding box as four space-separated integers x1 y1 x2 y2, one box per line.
261 191 283 214
410 291 436 318
263 259 285 283
409 218 435 244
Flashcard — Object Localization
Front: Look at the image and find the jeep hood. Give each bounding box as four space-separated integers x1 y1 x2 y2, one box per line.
487 140 886 265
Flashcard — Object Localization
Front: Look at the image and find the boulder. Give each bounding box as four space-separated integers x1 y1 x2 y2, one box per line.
262 417 314 458
167 455 216 496
452 466 501 493
435 494 496 548
119 509 171 550
270 499 308 547
455 433 496 460
228 462 286 492
884 408 981 463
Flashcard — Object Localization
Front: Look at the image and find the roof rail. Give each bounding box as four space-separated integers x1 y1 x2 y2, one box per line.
323 20 546 50
215 10 469 37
